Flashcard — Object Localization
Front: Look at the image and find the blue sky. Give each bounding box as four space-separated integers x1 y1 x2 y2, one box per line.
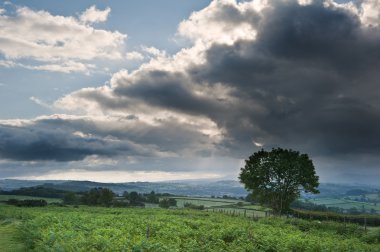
0 0 211 119
1 0 380 183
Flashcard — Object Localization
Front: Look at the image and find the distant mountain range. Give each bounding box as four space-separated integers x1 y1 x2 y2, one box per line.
0 179 249 197
1 179 379 198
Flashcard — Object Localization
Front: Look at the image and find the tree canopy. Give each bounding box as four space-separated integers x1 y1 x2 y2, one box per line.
239 148 319 215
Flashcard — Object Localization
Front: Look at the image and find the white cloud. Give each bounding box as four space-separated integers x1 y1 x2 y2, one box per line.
298 0 313 5
0 6 126 73
0 60 15 68
141 46 166 58
126 51 144 61
324 0 380 27
27 61 96 74
359 0 380 27
0 8 5 15
80 5 111 24
29 96 51 109
3 0 380 181
253 141 263 147
9 169 224 183
178 0 259 45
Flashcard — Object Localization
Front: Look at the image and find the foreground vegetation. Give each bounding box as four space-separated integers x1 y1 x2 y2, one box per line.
1 205 379 251
0 219 24 252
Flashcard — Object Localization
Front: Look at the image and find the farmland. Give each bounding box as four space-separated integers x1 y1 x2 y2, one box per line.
171 197 271 218
301 197 380 213
173 197 244 208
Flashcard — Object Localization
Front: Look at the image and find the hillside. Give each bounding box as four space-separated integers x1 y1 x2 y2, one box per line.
0 179 248 197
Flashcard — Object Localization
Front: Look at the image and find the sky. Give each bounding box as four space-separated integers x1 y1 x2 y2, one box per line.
1 0 380 184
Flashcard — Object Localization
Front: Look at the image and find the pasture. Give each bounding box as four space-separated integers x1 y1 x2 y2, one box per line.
304 197 380 213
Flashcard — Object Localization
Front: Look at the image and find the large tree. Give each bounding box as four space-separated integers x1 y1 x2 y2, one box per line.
239 148 319 215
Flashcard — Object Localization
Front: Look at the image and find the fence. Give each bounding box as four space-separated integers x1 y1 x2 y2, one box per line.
205 206 271 219
291 208 380 228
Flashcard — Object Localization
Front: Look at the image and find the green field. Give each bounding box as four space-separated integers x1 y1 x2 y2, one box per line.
365 194 380 201
0 205 379 251
304 198 380 212
172 196 271 218
206 207 269 218
0 220 24 252
172 197 243 208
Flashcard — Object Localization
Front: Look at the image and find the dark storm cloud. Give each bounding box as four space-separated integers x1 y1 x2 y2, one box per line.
60 0 380 162
0 123 145 161
5 0 380 179
36 116 215 154
113 70 220 116
185 1 380 158
0 113 218 162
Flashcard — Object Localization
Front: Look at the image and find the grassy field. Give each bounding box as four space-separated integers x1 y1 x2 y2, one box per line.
0 204 379 251
304 198 380 212
171 196 271 217
365 194 380 201
206 207 268 218
171 196 243 203
0 194 62 204
173 197 243 208
0 220 24 252
0 223 24 252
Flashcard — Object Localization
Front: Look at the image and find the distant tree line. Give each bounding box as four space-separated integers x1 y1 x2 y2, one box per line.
1 185 180 208
63 188 176 208
291 200 344 213
0 186 69 198
6 198 47 207
211 195 245 201
291 200 378 215
291 208 380 227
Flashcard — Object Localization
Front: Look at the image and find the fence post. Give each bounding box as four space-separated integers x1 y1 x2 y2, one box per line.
146 224 150 239
364 217 367 233
244 209 246 217
344 216 346 229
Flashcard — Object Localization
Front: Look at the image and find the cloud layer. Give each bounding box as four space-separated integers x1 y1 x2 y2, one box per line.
1 0 380 181
0 5 125 73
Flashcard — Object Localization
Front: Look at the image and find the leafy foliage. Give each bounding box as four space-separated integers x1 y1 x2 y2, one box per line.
6 199 47 207
159 198 177 208
0 205 378 251
63 192 79 205
239 148 319 214
0 186 69 199
81 188 114 207
184 202 205 210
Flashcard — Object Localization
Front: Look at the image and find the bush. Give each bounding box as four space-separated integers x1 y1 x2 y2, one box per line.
159 198 170 208
184 203 204 210
6 199 47 207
